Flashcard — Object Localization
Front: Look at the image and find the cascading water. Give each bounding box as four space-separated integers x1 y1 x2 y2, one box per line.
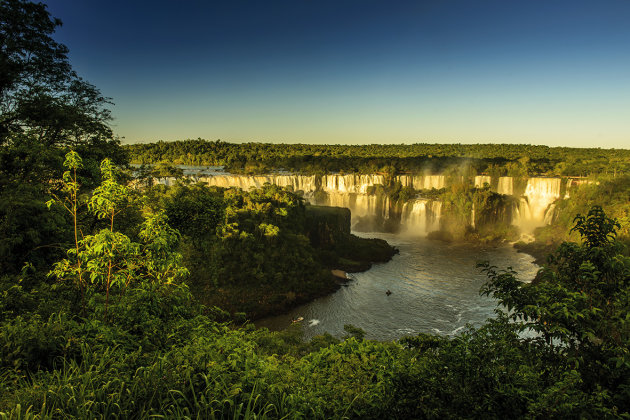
353 194 377 218
401 200 428 234
431 201 442 230
543 203 557 225
395 175 445 190
513 177 561 233
321 192 351 209
272 175 317 193
162 170 567 237
317 192 390 226
354 194 390 219
418 175 446 190
200 175 318 193
397 175 414 188
200 175 267 190
474 176 492 188
497 177 513 195
156 177 177 187
322 174 384 194
401 199 441 236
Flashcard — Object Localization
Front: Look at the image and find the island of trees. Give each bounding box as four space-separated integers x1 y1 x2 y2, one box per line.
1 1 629 418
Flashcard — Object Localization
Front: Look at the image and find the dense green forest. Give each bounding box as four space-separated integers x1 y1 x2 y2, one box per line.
1 1 630 418
126 138 630 177
143 181 395 318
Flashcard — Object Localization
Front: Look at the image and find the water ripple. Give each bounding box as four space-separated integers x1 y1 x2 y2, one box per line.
256 232 538 341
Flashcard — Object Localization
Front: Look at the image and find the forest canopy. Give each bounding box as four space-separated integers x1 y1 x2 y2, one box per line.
125 139 630 177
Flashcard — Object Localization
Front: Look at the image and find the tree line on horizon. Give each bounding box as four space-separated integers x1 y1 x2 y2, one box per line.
125 138 630 177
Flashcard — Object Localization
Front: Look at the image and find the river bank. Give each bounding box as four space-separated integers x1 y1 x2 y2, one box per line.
194 231 398 320
256 232 540 340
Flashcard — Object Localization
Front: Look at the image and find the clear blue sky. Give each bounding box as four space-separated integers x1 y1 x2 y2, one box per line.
46 0 630 147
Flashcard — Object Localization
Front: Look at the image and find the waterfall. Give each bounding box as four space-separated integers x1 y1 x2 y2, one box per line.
194 173 390 226
401 199 442 236
354 194 377 218
396 175 444 190
543 203 557 225
201 175 267 190
353 194 390 220
523 177 561 222
159 170 571 238
318 192 389 224
322 192 351 209
431 201 442 230
156 177 177 187
418 175 446 190
397 175 413 188
474 176 492 189
322 174 384 194
513 177 561 233
497 177 513 195
201 175 318 193
401 200 429 234
272 175 317 193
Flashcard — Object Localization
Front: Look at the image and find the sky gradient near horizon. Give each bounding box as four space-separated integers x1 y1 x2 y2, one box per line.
45 0 630 148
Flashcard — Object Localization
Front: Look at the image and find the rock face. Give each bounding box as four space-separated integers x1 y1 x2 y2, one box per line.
304 205 398 273
304 205 351 248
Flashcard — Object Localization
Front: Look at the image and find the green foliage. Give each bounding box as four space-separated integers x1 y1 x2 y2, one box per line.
158 182 225 246
141 182 395 319
432 183 518 243
46 151 84 214
151 161 184 179
571 205 621 249
48 153 188 319
393 319 543 419
45 151 88 308
126 139 630 177
137 212 188 285
88 158 133 226
342 324 366 341
0 0 115 148
0 0 125 277
2 205 630 418
210 184 318 286
481 206 630 414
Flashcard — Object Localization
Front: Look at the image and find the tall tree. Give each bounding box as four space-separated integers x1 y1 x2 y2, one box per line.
1 0 115 149
0 0 125 274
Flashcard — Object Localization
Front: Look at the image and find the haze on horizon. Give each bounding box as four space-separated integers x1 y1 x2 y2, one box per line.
46 0 630 148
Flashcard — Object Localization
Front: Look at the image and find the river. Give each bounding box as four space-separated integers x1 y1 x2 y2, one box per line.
255 232 539 341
